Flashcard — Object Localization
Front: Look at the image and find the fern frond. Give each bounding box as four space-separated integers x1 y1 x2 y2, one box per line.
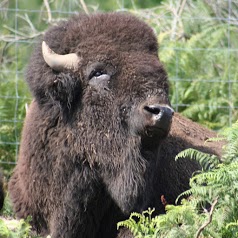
175 148 220 170
117 214 139 235
226 221 238 229
175 189 193 204
117 209 157 236
220 122 238 163
205 136 226 143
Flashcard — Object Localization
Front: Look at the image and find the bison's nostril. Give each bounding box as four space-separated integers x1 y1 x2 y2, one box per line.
144 106 161 115
143 105 174 120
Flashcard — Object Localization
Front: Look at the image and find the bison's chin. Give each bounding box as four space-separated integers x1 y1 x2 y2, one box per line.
141 127 170 150
145 126 170 138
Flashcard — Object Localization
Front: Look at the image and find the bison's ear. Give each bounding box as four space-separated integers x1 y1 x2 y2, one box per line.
42 41 81 72
47 71 82 121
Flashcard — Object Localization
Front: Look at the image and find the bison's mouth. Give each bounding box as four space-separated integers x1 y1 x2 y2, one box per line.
144 126 170 138
141 127 170 150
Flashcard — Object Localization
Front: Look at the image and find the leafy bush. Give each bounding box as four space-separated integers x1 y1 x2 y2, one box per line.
0 217 33 238
118 121 238 237
0 194 29 237
0 194 50 238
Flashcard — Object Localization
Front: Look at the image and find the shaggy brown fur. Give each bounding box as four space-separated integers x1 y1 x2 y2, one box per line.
8 12 222 238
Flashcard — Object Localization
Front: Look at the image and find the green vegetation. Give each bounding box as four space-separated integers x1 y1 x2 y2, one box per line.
0 194 34 238
0 216 34 238
118 121 238 237
0 194 51 238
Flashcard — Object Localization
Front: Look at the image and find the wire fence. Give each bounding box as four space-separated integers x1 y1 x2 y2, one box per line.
0 0 237 169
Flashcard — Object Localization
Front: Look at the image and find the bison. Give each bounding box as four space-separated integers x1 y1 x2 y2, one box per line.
9 12 221 238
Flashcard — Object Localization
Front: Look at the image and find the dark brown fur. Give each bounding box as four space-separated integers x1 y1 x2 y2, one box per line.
8 13 222 238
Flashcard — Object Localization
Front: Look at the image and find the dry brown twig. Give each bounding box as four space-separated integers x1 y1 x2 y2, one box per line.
80 0 89 15
0 11 43 43
170 0 187 40
43 0 52 23
195 197 219 238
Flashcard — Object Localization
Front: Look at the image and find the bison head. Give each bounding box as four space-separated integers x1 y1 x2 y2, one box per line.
42 40 173 143
26 12 173 213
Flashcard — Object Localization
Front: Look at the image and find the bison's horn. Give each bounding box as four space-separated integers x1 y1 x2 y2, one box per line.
42 41 80 71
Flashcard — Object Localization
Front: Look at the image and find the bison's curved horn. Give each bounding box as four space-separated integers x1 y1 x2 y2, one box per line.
42 41 80 72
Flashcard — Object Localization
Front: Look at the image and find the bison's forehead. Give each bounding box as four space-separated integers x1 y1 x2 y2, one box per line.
42 12 169 100
46 12 158 57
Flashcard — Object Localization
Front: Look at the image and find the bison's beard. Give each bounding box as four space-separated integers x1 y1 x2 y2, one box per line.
100 137 159 214
67 91 165 215
73 107 160 214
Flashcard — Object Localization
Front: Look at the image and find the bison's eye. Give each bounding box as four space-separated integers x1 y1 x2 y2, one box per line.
89 70 106 80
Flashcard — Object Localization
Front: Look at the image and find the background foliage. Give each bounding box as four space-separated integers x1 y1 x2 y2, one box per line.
0 0 237 170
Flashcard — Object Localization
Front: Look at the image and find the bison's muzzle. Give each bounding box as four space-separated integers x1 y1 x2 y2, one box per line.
138 104 174 147
131 102 174 144
144 104 174 135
